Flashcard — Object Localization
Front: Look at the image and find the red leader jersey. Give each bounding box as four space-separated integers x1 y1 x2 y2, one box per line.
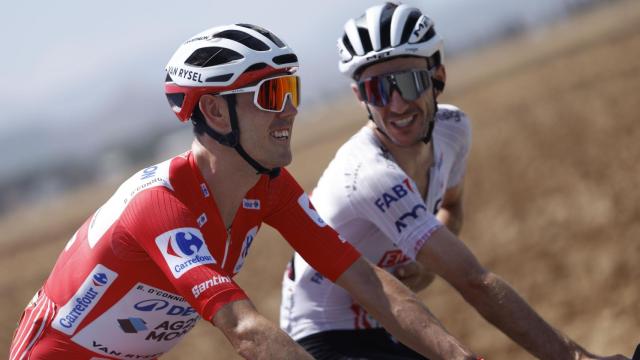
10 151 360 360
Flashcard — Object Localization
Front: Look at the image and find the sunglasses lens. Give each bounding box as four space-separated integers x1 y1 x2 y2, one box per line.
359 70 431 106
256 75 300 112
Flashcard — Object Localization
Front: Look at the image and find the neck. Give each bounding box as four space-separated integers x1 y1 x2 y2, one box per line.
368 122 434 176
192 138 261 227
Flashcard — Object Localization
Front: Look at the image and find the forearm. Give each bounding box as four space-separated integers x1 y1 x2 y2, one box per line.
338 261 476 360
214 300 313 360
227 316 312 360
460 271 587 360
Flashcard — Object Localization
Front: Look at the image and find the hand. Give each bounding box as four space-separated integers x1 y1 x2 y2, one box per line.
392 261 436 292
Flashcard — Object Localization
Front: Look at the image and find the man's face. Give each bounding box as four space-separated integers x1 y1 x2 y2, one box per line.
357 57 437 148
235 87 297 169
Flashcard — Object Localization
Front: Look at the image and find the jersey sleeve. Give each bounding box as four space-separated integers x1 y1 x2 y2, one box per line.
119 188 248 322
349 159 443 260
264 170 361 282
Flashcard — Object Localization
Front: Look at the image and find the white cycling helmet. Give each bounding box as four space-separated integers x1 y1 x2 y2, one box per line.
337 2 444 79
165 23 299 122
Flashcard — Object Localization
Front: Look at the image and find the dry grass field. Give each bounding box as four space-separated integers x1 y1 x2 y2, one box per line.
2 1 639 358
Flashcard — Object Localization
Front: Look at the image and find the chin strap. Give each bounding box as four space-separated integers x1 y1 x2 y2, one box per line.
198 94 280 179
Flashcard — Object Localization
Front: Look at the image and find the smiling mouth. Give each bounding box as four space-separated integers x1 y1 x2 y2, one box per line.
390 115 415 129
270 129 290 141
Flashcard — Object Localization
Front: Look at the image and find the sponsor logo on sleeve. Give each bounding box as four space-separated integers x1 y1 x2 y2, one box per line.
374 178 415 213
377 249 410 268
395 204 428 233
191 275 232 298
298 194 327 227
155 228 216 279
52 264 118 335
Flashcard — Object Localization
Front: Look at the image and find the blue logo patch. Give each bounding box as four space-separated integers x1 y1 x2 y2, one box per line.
118 317 148 333
374 178 415 213
92 273 108 286
242 199 260 210
135 299 169 312
394 204 427 233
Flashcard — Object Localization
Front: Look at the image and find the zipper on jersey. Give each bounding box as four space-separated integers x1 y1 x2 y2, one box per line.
221 227 232 269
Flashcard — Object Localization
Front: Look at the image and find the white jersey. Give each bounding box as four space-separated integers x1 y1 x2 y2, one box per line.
280 104 472 340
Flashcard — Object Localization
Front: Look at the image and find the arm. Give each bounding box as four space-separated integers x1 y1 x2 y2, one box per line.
213 299 314 360
336 256 479 360
436 182 465 236
394 182 465 290
417 226 628 360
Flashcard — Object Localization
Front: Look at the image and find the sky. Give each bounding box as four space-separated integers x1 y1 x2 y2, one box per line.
0 0 580 179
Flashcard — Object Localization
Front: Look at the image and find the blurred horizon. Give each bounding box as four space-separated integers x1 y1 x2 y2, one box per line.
0 0 605 214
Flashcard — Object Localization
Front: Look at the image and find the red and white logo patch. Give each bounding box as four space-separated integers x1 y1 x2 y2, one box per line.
155 228 216 279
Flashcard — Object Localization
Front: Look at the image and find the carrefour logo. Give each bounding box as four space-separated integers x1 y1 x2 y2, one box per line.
155 228 216 279
52 264 118 335
166 232 203 258
92 273 108 286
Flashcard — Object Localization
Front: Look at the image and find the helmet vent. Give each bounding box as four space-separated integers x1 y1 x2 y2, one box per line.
166 93 185 108
342 34 356 57
273 53 298 65
357 27 373 53
205 73 234 82
400 11 422 44
213 30 269 51
185 47 244 67
416 28 436 44
237 23 286 48
165 73 173 82
379 3 397 49
244 62 268 73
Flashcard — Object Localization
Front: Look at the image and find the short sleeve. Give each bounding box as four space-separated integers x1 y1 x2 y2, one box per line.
349 160 442 259
264 170 360 282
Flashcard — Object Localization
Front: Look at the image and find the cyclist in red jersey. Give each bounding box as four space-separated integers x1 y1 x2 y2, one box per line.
9 24 483 360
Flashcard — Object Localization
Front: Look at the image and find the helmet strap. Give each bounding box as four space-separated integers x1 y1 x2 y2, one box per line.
199 94 280 179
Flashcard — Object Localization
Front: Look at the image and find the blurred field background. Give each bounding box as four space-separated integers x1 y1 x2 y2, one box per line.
2 1 639 358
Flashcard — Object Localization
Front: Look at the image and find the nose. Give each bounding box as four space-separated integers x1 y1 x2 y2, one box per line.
387 88 409 114
278 93 298 118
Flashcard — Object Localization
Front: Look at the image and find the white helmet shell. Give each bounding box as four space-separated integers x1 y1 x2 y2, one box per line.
165 24 298 121
337 3 444 78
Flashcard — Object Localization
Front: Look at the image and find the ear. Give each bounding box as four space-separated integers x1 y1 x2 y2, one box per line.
199 94 231 134
432 65 447 99
351 82 369 111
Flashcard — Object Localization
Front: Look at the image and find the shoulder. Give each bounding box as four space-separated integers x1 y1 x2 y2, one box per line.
323 127 408 197
435 104 471 129
434 104 472 147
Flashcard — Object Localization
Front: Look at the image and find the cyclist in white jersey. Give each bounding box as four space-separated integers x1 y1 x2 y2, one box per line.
280 3 628 360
